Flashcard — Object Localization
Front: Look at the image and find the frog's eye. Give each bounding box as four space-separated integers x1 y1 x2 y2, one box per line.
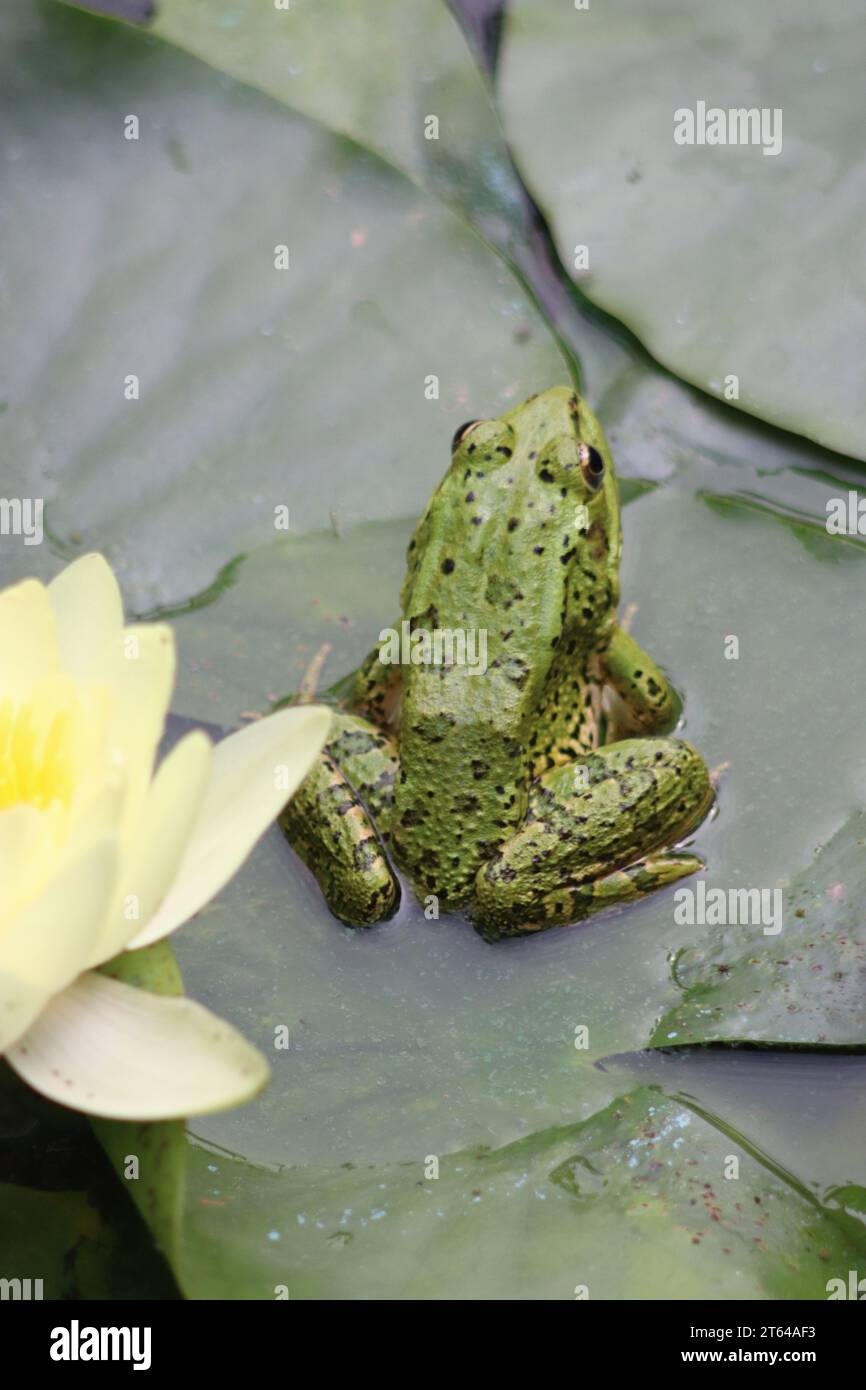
579 443 605 491
451 420 483 453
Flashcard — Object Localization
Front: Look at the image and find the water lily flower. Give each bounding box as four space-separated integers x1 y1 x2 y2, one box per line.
0 554 330 1120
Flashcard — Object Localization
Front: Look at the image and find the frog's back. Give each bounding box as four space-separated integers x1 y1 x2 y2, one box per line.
389 387 619 906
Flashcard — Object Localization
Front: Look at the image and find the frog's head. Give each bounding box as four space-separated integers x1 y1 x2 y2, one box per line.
444 391 619 644
516 386 621 621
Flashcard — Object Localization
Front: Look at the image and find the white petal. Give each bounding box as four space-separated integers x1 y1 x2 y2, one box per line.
48 553 123 681
58 778 128 885
82 622 176 843
129 705 331 947
7 971 270 1119
0 804 49 926
0 968 53 1054
88 731 213 967
0 837 118 1049
0 578 60 699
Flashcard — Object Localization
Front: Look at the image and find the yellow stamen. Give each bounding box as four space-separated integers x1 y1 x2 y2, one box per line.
0 693 77 813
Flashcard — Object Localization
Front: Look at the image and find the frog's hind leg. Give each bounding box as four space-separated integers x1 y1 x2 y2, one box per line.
280 712 400 927
469 737 713 941
500 849 706 941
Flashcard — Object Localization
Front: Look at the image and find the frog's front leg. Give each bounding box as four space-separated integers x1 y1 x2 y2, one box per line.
599 624 680 734
280 713 400 927
469 737 713 941
347 621 403 729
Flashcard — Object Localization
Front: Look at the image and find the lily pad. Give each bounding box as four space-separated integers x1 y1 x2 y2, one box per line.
145 0 532 241
600 1049 866 1208
1 0 566 610
77 0 639 404
651 810 866 1048
174 1082 866 1299
93 940 188 1267
0 1062 177 1298
499 0 866 460
167 523 409 727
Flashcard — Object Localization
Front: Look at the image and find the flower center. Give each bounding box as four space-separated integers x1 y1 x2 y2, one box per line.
0 693 77 812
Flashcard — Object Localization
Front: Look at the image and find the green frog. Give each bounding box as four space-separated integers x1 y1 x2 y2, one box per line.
281 386 713 941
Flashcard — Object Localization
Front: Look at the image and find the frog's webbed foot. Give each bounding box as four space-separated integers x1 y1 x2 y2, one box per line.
280 712 400 927
468 737 713 941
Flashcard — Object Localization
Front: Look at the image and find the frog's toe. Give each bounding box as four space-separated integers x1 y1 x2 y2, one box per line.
470 847 705 941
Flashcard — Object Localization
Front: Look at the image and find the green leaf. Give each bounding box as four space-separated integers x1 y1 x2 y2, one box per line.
92 941 188 1267
499 0 866 460
651 810 866 1048
173 1083 866 1298
0 1062 177 1298
89 0 642 403
168 522 409 726
3 0 566 609
0 1183 157 1298
145 0 533 241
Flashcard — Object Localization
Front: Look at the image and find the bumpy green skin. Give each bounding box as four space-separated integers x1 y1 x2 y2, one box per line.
282 386 713 939
471 738 711 940
279 715 399 927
